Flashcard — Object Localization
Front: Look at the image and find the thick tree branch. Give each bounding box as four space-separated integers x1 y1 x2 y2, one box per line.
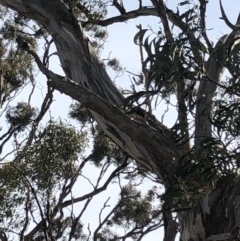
195 5 240 145
47 74 176 180
32 41 173 149
163 212 178 241
195 36 227 145
0 0 181 185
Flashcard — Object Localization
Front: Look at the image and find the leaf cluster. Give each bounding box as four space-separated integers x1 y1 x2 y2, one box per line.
111 185 155 227
6 102 37 130
16 121 87 189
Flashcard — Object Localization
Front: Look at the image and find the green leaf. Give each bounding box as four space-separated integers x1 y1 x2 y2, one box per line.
143 35 152 56
199 42 209 54
133 29 148 45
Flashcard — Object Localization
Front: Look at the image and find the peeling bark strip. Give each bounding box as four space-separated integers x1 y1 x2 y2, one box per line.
47 76 176 181
0 0 179 184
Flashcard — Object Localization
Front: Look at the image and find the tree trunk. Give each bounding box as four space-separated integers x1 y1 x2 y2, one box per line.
178 181 240 241
1 1 240 240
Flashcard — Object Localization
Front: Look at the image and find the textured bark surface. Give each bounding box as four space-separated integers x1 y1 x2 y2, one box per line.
179 182 240 241
1 1 240 240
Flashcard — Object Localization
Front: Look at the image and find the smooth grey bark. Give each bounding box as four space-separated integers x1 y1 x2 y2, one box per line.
1 1 240 241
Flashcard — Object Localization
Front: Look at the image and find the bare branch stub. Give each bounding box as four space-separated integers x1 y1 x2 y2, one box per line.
112 0 126 14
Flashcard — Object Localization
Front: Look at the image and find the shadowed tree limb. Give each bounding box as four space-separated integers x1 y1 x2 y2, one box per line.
83 7 158 27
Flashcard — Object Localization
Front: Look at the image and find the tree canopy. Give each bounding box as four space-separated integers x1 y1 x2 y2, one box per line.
0 0 240 241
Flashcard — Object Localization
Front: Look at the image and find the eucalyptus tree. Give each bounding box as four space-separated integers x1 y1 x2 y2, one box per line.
0 0 240 241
